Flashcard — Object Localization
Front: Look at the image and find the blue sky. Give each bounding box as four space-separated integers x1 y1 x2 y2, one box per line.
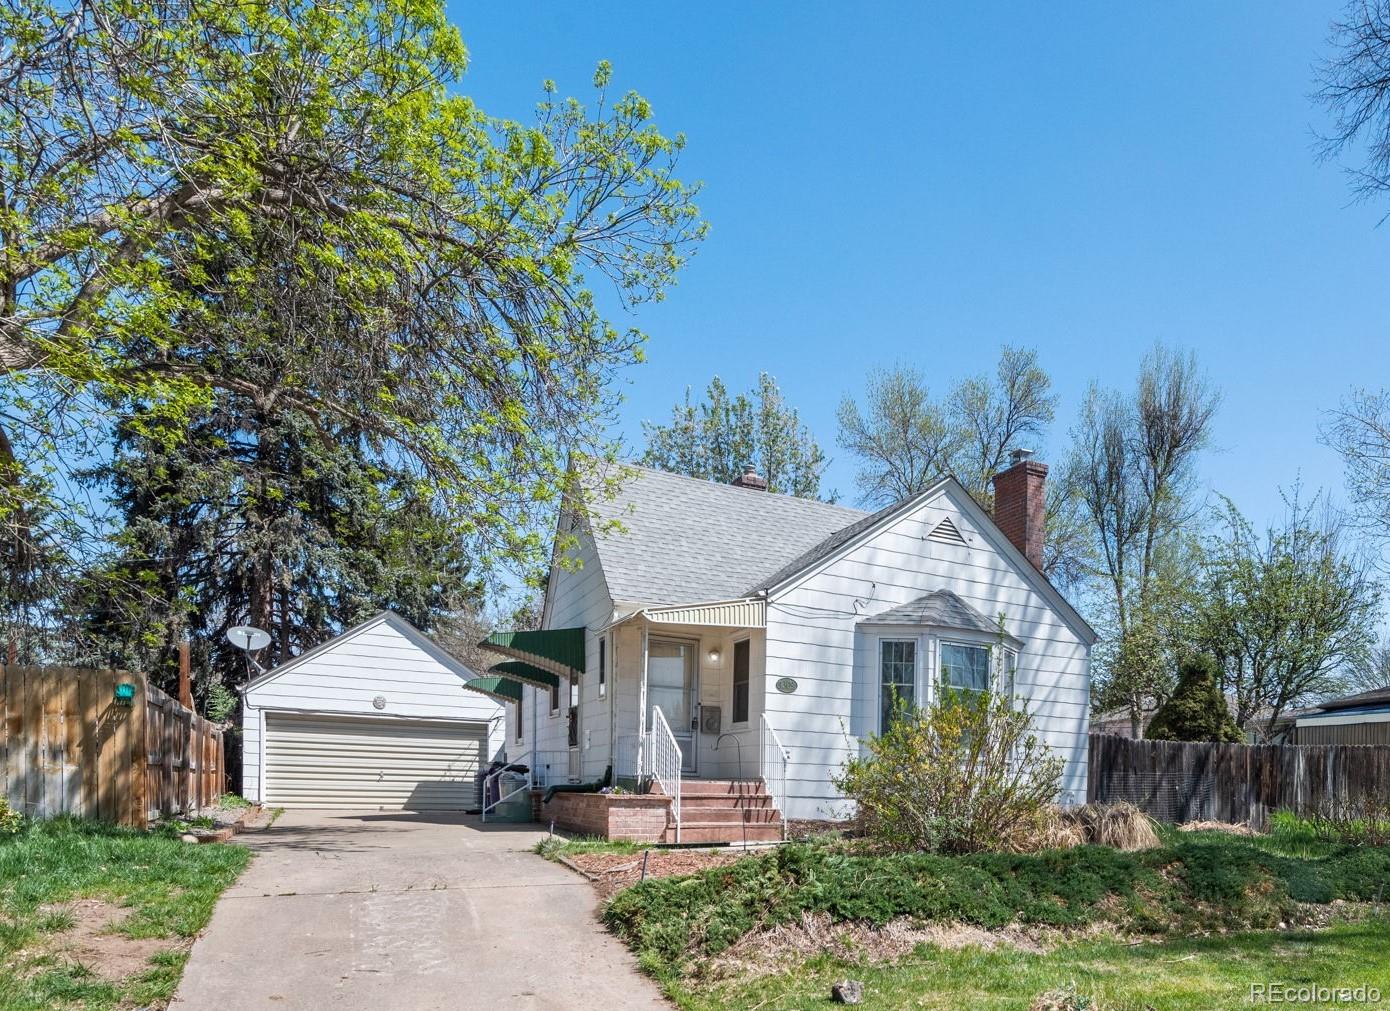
451 2 1387 525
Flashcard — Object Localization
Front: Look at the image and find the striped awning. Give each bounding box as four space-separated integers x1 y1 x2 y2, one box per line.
488 660 560 691
480 627 585 677
463 676 524 705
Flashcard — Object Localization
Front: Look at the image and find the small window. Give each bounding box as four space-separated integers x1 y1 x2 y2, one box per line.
1002 648 1017 701
879 639 916 730
550 679 560 715
941 642 991 699
598 636 607 698
732 639 750 724
568 676 579 748
515 697 524 743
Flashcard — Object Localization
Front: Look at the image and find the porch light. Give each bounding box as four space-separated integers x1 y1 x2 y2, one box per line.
707 647 721 664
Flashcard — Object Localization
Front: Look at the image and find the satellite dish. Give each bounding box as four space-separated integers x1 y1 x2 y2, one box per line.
227 625 271 652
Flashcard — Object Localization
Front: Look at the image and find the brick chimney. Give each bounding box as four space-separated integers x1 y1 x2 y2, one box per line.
731 464 768 491
991 449 1047 570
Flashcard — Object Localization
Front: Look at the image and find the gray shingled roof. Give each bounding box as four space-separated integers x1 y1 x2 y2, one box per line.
859 589 1002 635
1312 686 1390 713
587 465 867 607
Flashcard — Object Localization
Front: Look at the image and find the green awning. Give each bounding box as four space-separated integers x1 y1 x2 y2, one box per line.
489 660 561 691
463 676 524 705
480 627 585 677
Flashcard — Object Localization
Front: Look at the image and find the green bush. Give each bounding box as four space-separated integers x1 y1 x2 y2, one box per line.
603 835 1390 967
0 799 23 836
835 690 1063 853
1145 654 1243 743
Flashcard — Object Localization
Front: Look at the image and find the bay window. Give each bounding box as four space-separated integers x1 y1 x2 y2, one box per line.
879 639 917 730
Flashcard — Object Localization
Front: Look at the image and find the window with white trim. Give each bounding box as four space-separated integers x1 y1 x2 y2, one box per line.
940 642 991 700
732 638 750 724
598 636 607 699
879 639 917 730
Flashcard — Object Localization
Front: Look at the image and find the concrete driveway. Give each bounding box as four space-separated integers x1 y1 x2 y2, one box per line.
172 810 670 1010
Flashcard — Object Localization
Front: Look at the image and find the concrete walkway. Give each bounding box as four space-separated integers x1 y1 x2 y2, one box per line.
172 810 670 1011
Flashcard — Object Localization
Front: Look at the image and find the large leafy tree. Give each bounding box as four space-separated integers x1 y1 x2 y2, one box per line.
0 0 704 655
836 347 1056 506
1196 493 1381 735
640 373 828 498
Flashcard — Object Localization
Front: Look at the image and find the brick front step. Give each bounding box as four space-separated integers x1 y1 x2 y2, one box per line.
680 779 769 797
681 794 774 811
674 807 781 824
671 822 784 844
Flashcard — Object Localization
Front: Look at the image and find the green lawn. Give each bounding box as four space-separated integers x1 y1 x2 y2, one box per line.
0 817 250 1011
677 920 1390 1010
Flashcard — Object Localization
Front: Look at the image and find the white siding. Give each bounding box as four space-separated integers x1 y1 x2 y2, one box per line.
512 520 615 781
763 488 1091 820
242 614 504 803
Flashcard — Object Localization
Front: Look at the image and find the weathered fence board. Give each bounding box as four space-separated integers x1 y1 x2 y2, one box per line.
1089 734 1390 829
0 666 224 827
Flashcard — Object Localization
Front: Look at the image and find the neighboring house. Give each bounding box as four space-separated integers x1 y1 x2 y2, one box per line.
467 452 1096 837
241 611 504 809
1295 686 1390 746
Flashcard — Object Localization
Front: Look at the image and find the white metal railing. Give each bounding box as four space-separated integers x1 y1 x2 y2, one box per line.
481 749 532 821
648 706 682 843
760 714 791 840
530 750 581 789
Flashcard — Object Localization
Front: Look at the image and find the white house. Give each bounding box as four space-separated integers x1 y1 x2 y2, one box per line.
242 611 504 810
468 453 1095 839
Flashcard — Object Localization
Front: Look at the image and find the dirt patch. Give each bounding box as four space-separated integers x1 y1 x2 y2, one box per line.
566 848 747 899
36 898 175 982
699 911 1125 982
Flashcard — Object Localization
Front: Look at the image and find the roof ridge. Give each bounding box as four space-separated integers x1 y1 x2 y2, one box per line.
608 461 868 517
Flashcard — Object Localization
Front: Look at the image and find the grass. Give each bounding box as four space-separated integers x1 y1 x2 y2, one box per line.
679 919 1390 1010
0 817 250 1011
534 835 651 860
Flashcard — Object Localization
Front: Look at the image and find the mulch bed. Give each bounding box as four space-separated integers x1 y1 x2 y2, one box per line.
565 848 747 899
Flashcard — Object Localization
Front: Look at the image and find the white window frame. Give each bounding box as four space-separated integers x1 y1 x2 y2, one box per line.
877 636 920 733
549 677 561 718
598 634 607 699
938 638 993 700
730 635 752 728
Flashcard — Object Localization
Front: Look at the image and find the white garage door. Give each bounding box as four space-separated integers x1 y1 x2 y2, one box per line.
265 714 485 810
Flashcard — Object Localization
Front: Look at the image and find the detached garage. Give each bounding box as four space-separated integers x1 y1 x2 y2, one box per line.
241 611 504 810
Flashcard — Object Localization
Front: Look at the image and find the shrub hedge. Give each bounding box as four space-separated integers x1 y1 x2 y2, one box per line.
603 835 1390 967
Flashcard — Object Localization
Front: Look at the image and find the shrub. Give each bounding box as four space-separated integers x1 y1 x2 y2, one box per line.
833 690 1064 853
0 799 22 836
1145 653 1243 743
1036 802 1160 852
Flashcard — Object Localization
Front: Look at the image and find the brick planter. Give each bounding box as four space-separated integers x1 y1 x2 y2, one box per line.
541 791 672 842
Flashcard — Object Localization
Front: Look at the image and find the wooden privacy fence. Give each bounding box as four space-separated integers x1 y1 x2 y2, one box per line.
0 665 224 827
1089 733 1390 830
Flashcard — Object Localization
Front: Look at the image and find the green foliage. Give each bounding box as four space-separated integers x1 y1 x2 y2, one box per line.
1196 492 1381 734
1144 654 1243 743
604 835 1390 969
1 0 705 660
640 373 827 498
0 802 22 837
835 690 1063 853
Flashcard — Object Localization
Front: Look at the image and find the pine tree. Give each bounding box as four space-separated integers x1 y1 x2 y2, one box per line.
1145 654 1243 743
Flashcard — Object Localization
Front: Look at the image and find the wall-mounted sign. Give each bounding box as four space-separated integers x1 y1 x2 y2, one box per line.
372 695 387 710
775 677 798 695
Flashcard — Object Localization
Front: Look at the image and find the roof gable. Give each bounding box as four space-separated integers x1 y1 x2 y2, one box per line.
762 478 1098 645
243 611 475 692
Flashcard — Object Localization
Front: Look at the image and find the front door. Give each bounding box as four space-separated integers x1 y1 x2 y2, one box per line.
648 638 698 773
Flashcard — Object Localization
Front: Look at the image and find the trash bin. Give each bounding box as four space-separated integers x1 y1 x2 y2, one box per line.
489 770 533 823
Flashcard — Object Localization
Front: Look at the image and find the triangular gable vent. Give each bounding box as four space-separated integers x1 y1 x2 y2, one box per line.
928 517 967 545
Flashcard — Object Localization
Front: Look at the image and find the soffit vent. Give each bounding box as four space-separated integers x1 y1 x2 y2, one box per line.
928 517 967 546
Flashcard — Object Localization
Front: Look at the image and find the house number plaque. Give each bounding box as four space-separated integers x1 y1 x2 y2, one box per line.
775 677 798 694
